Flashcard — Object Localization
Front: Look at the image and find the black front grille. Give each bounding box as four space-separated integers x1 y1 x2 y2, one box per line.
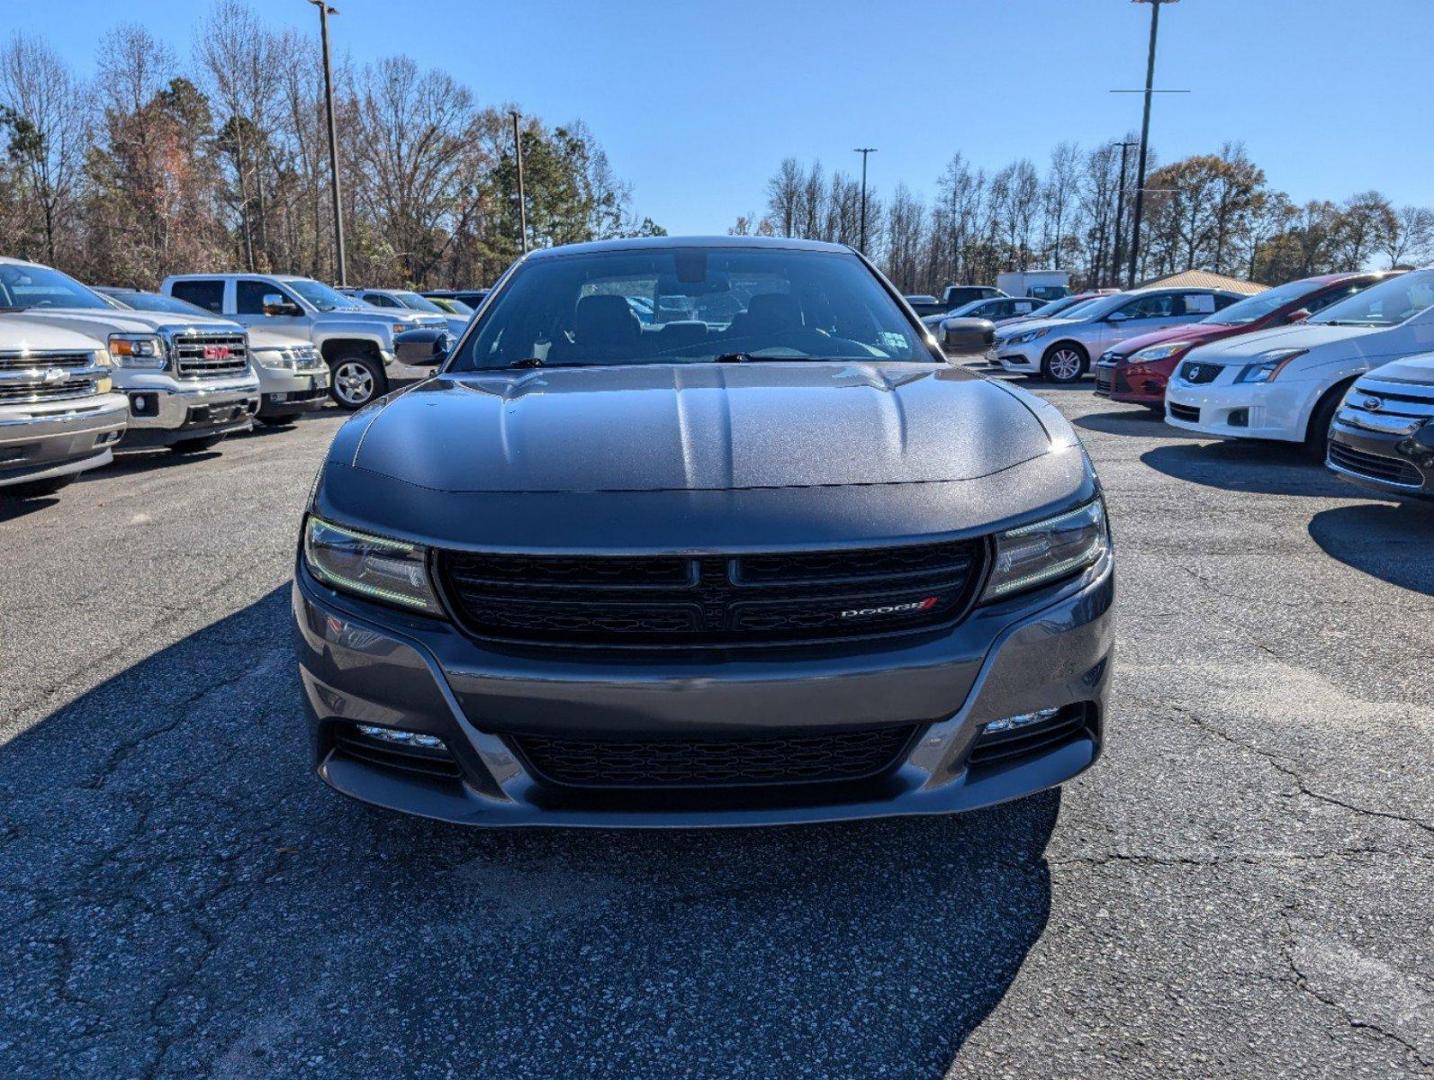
1179 360 1222 385
966 706 1092 770
173 333 248 378
1168 402 1200 423
513 725 918 789
1328 441 1423 487
437 540 986 648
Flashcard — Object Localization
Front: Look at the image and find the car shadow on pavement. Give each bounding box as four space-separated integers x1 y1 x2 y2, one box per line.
0 586 1058 1078
0 493 61 522
1308 501 1434 596
1140 440 1352 497
1075 409 1204 439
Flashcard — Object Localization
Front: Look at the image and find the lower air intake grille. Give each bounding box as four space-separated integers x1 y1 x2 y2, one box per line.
1168 402 1200 423
513 725 919 789
1328 442 1423 487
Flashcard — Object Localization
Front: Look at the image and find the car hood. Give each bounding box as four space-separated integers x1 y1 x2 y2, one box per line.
0 314 110 353
1113 321 1234 359
1185 322 1380 361
349 362 1057 493
14 307 242 339
1361 350 1434 386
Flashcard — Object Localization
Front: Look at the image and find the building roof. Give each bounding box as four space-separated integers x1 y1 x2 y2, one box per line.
1138 269 1267 295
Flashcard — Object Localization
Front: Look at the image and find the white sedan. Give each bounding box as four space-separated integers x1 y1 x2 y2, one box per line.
1165 269 1434 455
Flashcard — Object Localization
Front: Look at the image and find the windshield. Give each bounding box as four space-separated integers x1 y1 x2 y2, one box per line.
433 297 474 316
286 278 361 312
1031 294 1089 319
1205 279 1317 326
0 263 112 311
451 247 930 370
949 298 994 317
394 291 447 314
1310 269 1434 328
110 291 213 317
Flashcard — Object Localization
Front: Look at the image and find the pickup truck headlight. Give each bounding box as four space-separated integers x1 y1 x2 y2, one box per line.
982 500 1109 602
303 516 442 615
253 348 298 371
1006 328 1051 346
1236 348 1306 384
108 333 168 369
1129 341 1192 364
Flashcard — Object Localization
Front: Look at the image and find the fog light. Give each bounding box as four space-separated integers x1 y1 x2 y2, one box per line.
983 707 1061 735
1227 408 1249 428
133 395 146 410
356 724 445 750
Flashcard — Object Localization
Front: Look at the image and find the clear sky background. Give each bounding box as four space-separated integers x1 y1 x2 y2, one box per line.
12 0 1433 234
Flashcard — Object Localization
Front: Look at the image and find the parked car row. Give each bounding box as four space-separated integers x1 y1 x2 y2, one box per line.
0 257 484 501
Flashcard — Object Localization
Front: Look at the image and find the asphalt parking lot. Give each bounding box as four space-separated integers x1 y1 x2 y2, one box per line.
1 371 1430 1079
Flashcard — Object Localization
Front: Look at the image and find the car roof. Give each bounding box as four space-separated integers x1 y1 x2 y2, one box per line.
523 235 853 260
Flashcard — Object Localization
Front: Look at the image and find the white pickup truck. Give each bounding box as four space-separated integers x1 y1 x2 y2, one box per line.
161 274 428 409
0 259 260 454
0 314 128 499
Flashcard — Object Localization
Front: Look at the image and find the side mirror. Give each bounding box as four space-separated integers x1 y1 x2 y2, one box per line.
1107 311 1130 323
1286 308 1311 324
262 293 300 317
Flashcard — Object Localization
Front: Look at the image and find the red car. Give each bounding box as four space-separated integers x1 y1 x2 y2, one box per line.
1093 272 1396 409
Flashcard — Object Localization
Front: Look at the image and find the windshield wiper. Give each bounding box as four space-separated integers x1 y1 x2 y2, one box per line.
713 352 753 363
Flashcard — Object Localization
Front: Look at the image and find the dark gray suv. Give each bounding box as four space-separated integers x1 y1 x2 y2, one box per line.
292 237 1114 827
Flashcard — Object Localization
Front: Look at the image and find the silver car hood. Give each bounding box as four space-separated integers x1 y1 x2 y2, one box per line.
351 362 1056 493
1184 322 1379 361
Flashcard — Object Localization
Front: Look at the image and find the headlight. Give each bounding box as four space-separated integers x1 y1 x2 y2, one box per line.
254 349 298 371
982 500 1109 602
1236 349 1306 384
303 516 442 615
1129 341 1192 364
1007 328 1051 346
108 333 167 369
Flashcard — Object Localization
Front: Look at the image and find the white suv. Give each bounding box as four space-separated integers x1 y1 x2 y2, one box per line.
992 287 1242 384
1165 269 1434 455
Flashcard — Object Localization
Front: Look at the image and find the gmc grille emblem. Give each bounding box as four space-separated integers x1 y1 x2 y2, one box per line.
840 597 939 619
203 344 232 360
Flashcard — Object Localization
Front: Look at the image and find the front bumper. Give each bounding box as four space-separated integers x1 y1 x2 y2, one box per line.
116 374 261 449
1327 414 1434 500
0 393 128 488
292 553 1115 828
996 347 1040 374
1164 375 1310 442
256 365 331 417
1095 361 1167 406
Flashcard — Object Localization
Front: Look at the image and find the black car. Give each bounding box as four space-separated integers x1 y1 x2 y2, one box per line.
1327 354 1434 499
293 236 1114 828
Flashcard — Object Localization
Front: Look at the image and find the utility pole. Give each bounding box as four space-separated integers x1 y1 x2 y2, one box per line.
1110 140 1139 287
511 111 528 255
854 147 877 254
310 0 346 286
1126 0 1177 289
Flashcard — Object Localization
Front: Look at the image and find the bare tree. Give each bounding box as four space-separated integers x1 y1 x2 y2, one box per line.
766 158 802 238
1382 205 1434 269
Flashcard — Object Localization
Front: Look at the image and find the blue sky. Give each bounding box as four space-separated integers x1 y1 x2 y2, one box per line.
14 0 1434 234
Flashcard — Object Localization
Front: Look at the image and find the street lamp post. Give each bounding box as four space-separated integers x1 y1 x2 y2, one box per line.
854 147 877 254
309 0 346 286
511 111 528 255
1126 0 1178 289
1110 140 1139 287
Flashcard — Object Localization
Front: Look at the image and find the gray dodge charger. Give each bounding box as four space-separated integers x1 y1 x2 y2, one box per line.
292 236 1114 827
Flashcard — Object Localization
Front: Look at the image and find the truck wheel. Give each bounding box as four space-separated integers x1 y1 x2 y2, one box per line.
1304 379 1354 460
6 474 75 499
1041 343 1087 384
330 355 386 410
170 434 226 454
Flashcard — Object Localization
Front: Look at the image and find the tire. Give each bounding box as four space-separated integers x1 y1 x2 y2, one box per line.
1304 379 1355 460
1041 342 1088 384
5 474 75 499
330 355 386 410
170 433 226 455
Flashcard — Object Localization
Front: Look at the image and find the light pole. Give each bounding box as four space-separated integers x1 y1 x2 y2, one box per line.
511 111 528 255
854 147 877 253
309 0 346 286
1110 140 1139 287
1125 0 1178 289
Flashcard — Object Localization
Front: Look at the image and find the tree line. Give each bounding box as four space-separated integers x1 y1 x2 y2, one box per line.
0 3 663 291
743 141 1434 295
